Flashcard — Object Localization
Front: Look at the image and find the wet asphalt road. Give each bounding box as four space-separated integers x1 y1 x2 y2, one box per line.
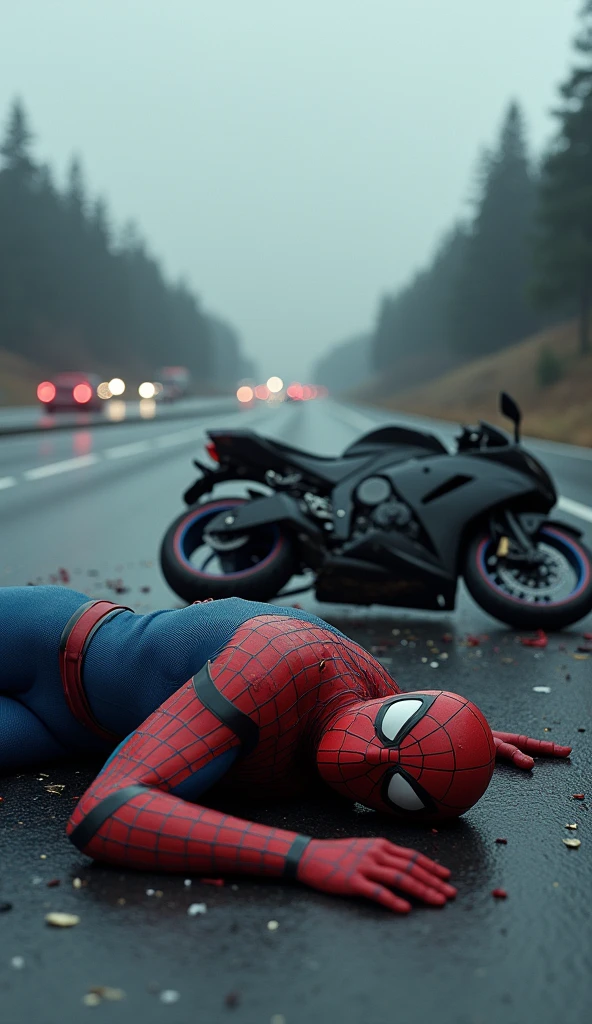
0 398 591 1024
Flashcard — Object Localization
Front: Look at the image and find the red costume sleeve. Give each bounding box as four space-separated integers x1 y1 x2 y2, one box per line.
66 678 307 877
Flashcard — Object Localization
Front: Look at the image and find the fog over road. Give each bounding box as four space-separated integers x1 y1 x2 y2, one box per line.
1 398 590 1024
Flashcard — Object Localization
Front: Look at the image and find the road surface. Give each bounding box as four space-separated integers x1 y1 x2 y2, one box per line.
0 398 590 1024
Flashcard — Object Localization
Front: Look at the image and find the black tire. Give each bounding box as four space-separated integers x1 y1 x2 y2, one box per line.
463 524 592 630
160 497 297 604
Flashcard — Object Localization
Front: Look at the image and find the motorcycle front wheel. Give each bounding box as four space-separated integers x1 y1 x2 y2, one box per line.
160 497 297 604
463 524 592 630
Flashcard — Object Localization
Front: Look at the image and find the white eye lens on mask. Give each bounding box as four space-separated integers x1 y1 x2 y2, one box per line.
379 699 423 744
386 771 426 811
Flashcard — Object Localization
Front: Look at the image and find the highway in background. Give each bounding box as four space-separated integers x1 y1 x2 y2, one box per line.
1 397 590 1024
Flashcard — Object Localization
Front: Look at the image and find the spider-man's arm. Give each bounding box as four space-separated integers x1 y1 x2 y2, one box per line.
67 680 455 912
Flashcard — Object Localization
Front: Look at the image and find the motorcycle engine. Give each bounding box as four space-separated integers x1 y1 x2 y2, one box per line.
354 476 420 540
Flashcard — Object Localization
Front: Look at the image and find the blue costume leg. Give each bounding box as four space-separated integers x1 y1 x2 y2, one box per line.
0 696 69 771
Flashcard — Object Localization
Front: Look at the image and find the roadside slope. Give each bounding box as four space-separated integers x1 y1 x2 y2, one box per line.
367 320 592 446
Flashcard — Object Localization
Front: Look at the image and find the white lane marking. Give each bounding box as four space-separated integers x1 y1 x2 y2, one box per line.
0 476 17 490
24 454 99 480
104 440 153 459
557 496 592 524
154 429 203 448
333 403 592 526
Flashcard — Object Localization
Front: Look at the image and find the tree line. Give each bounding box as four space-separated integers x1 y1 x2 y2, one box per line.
319 1 592 393
0 100 252 389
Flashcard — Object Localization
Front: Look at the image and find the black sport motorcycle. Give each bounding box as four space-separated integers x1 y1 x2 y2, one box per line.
160 393 592 630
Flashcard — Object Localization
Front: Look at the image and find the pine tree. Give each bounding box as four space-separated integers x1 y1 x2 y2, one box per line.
0 98 36 177
533 0 592 353
448 101 540 356
372 225 467 379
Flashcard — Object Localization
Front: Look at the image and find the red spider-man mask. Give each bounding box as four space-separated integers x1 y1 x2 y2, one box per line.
316 690 496 820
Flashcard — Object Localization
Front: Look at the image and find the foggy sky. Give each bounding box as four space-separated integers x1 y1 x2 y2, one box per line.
0 1 579 381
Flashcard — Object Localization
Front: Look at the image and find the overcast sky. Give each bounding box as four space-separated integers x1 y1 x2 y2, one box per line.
0 0 580 381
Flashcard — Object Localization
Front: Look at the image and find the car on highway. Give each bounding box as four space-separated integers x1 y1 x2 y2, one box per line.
156 366 191 401
37 372 103 412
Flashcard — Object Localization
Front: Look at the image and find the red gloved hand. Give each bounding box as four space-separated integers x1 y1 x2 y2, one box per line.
297 837 456 914
492 730 572 770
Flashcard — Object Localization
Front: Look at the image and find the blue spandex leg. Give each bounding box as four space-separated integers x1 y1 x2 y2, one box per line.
0 696 69 771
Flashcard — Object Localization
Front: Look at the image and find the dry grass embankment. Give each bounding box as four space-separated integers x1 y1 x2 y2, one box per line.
369 320 592 447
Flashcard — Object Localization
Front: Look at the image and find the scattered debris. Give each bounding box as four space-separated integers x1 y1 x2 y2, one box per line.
225 991 240 1008
576 644 592 654
491 889 507 899
0 902 13 912
200 878 224 887
45 784 65 795
573 653 589 661
533 686 551 693
88 986 125 1002
73 878 83 889
572 794 585 800
183 879 192 887
159 990 180 1004
187 903 207 916
46 879 60 888
520 630 548 648
441 633 453 643
140 585 151 593
58 568 71 584
565 824 578 830
319 660 326 672
82 993 101 1007
45 912 80 927
563 838 581 849
495 838 508 845
267 920 280 931
10 956 25 969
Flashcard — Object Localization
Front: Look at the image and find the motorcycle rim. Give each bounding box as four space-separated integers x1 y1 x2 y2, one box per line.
476 526 590 607
172 499 285 580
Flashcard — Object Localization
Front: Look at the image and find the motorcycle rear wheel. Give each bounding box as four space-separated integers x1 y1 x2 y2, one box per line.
463 524 592 630
160 497 297 604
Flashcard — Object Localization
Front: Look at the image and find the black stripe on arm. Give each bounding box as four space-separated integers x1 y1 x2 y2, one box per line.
192 661 260 757
283 835 312 880
69 785 147 852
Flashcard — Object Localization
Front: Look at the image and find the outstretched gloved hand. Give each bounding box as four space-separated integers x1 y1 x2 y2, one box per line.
297 837 456 914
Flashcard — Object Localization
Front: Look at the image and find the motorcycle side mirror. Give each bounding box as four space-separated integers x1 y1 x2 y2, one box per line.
499 391 522 443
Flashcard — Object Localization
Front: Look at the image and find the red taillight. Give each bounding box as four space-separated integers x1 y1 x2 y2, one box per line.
37 381 56 403
206 441 219 463
73 382 93 404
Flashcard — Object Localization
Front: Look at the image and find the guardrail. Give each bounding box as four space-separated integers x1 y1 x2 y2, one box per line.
0 397 237 437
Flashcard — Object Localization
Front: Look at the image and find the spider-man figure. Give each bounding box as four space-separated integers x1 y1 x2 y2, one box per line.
0 586 571 914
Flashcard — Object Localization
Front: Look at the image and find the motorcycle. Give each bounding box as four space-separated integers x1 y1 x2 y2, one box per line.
159 393 592 629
